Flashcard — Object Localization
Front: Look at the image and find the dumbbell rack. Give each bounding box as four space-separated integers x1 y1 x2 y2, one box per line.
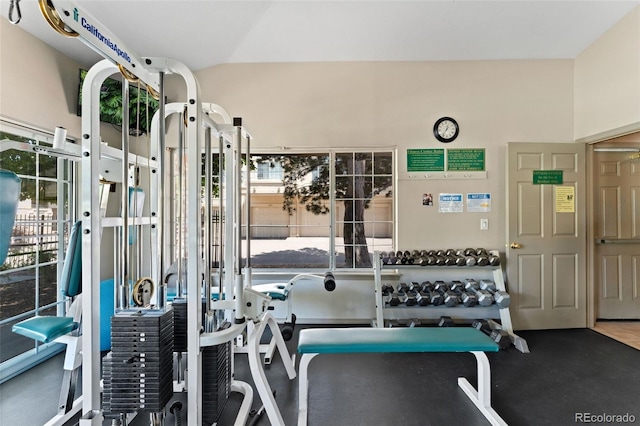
372 251 529 353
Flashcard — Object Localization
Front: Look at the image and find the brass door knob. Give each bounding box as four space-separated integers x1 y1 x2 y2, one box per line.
510 242 522 249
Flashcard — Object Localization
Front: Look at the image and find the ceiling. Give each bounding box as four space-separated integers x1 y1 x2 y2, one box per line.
2 0 639 71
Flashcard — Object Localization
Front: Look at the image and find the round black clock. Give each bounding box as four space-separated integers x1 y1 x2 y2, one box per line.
433 117 459 143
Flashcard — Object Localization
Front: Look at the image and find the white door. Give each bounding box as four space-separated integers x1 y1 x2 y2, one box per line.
593 147 640 319
506 143 586 330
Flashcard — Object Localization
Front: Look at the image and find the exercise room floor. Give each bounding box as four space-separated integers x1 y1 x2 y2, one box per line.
592 321 640 350
0 325 638 426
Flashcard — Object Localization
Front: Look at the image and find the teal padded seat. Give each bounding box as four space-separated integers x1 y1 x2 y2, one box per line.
252 283 289 301
12 220 82 342
298 327 499 354
12 316 78 344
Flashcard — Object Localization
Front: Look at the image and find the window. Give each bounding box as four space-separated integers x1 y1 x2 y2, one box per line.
246 150 394 269
335 151 394 268
255 161 283 181
0 122 75 368
174 148 394 271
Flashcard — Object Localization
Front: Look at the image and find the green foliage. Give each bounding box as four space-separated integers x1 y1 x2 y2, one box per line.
0 132 58 202
79 69 159 133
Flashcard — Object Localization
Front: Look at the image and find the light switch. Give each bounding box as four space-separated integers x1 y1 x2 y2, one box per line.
480 218 489 230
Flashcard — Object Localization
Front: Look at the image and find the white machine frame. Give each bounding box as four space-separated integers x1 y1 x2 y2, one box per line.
13 2 298 424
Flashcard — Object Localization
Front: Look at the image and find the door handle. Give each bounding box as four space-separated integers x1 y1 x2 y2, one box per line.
510 242 522 249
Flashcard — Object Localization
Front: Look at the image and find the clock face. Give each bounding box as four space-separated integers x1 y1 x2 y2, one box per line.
434 117 459 142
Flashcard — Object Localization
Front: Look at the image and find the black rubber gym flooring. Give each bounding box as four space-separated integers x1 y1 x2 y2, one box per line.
22 325 633 425
213 326 639 426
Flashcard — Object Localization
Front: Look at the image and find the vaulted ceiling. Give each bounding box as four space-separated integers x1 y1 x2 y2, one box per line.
2 1 639 70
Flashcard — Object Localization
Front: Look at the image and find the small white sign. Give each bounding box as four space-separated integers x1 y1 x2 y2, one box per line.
467 193 491 213
439 193 463 213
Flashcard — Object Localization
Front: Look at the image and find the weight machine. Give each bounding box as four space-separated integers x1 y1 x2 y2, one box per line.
5 1 297 425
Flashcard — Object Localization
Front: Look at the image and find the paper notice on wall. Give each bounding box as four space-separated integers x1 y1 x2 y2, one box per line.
439 193 463 213
555 186 575 213
467 193 491 213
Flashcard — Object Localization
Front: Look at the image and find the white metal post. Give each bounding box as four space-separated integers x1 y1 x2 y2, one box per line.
80 59 119 425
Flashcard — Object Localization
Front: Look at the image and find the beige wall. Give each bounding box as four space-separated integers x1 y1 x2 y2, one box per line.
1 19 83 137
1 7 638 322
574 6 640 141
194 60 574 250
0 19 122 144
0 8 636 258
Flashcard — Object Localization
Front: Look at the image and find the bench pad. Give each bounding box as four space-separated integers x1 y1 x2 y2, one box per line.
12 316 78 343
298 327 499 354
252 283 289 301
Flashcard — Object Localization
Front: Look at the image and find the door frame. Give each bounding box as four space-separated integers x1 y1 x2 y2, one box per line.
577 123 640 328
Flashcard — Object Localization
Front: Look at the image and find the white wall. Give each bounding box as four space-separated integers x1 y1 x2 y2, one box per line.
574 6 640 141
194 60 574 251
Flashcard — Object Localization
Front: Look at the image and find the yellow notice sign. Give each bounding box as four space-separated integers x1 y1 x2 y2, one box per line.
556 186 575 213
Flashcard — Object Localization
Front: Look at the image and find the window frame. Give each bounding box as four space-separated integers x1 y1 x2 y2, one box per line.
0 118 77 382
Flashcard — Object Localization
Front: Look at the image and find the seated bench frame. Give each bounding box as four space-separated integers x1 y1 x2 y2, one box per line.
297 327 508 426
11 221 83 426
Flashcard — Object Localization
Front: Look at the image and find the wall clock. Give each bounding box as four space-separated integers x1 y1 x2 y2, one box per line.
433 117 459 143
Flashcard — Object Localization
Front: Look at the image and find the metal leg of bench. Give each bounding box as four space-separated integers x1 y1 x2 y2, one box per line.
297 353 318 426
458 351 508 426
248 313 297 426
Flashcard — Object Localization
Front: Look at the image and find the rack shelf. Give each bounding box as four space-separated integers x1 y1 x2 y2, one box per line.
372 252 529 353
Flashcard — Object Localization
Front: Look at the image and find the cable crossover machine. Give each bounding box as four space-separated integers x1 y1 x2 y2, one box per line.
5 1 305 425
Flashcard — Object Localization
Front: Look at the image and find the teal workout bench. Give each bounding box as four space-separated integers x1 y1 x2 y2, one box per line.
12 221 83 426
297 327 508 426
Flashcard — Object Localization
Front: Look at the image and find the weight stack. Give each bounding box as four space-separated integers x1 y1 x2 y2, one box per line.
202 340 232 424
102 308 174 417
172 298 187 353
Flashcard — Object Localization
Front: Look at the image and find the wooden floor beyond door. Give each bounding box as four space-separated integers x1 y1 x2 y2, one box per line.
593 321 640 350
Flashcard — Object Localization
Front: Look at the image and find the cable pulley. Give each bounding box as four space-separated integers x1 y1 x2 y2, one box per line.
38 0 78 37
132 277 155 307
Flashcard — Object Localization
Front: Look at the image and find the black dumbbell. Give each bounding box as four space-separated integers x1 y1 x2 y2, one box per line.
388 292 401 306
464 278 494 307
479 279 511 308
396 282 409 294
453 286 478 307
444 255 457 266
438 315 455 327
472 319 511 349
434 281 458 307
434 255 446 266
409 281 421 294
381 283 394 296
476 253 490 266
420 281 444 306
405 293 418 306
416 290 431 306
407 318 422 328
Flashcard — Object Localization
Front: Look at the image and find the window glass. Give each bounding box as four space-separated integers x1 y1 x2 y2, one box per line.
242 151 394 269
0 128 73 363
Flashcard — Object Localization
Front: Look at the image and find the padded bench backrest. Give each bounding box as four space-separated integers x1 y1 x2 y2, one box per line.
61 221 82 298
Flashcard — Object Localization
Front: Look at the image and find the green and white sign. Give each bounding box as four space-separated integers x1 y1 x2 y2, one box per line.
533 170 563 185
447 148 485 171
407 149 445 172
